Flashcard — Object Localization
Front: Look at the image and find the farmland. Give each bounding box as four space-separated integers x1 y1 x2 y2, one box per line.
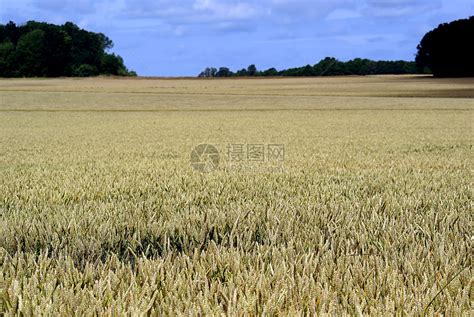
0 76 472 315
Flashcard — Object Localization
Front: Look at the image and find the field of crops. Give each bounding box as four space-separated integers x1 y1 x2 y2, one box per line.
0 76 472 315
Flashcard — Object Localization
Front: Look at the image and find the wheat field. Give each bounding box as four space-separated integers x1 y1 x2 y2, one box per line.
0 76 472 315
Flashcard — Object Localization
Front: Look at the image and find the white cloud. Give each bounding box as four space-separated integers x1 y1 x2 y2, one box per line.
364 0 442 17
193 0 258 20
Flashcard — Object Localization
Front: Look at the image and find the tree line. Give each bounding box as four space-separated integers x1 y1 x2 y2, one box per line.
1 16 471 78
198 58 424 78
200 16 473 78
0 21 136 77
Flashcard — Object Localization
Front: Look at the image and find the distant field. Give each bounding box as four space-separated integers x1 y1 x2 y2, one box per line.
0 76 472 315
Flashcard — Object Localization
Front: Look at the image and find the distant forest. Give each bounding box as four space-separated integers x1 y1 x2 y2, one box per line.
0 21 136 77
199 16 473 78
198 58 424 78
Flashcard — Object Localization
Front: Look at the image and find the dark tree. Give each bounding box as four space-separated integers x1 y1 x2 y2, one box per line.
416 16 474 77
215 67 233 77
20 21 73 76
0 20 135 77
101 53 129 75
198 67 218 78
235 68 248 76
16 30 48 76
247 64 257 76
73 64 98 77
0 41 15 76
262 68 278 76
3 21 20 45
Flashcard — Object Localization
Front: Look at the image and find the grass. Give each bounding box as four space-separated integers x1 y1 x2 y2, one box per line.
0 75 472 315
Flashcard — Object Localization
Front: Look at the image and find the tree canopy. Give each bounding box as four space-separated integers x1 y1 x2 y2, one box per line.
0 21 136 77
416 16 474 77
198 57 424 78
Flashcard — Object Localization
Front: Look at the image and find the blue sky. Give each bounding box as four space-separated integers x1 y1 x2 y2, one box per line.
0 0 472 76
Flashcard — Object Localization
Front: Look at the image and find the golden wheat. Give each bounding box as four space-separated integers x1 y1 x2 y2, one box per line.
0 76 472 315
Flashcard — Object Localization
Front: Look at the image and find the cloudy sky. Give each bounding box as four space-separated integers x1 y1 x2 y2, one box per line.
0 0 472 76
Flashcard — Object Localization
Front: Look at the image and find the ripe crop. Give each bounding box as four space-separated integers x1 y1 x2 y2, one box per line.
0 76 472 315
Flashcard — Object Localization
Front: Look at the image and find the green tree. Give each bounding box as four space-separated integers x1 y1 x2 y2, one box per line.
73 64 98 77
198 67 217 78
0 41 15 76
262 68 278 76
16 29 47 76
216 67 233 77
0 20 135 77
247 64 257 76
100 53 130 75
235 68 248 76
3 21 20 45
